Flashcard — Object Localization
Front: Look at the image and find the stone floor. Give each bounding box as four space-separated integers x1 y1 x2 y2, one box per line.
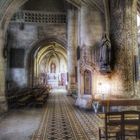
0 108 43 140
31 90 102 140
0 89 139 140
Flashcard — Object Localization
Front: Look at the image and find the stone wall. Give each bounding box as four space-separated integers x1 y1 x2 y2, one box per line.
79 4 105 96
109 0 139 98
80 4 105 47
78 1 140 99
67 6 78 94
7 23 66 90
22 0 66 12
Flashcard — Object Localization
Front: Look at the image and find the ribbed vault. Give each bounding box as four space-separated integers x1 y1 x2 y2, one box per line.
1 0 140 31
0 0 104 30
28 40 67 87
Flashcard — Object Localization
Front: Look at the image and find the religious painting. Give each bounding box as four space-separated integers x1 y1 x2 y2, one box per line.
84 70 92 95
50 62 56 73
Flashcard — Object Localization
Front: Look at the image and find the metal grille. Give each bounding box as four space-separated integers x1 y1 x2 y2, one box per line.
11 10 66 24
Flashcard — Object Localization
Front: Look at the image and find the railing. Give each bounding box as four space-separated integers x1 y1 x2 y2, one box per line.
11 10 66 24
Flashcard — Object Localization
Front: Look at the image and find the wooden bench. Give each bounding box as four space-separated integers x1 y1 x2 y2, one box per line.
34 90 49 106
7 86 50 108
18 94 33 106
6 88 30 108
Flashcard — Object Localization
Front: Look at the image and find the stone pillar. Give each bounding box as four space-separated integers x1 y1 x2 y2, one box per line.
110 0 138 97
80 5 93 96
131 0 140 96
79 4 104 95
77 9 81 97
0 29 8 113
67 5 78 95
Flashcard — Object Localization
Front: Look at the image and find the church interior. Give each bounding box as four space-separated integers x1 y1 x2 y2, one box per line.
1 0 140 140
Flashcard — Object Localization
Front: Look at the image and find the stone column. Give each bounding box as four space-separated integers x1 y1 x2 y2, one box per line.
0 29 8 113
110 0 138 97
80 5 91 96
67 5 78 95
79 4 104 95
131 0 140 97
77 9 81 97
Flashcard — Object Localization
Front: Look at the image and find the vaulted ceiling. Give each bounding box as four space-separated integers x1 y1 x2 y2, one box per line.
0 0 140 28
67 0 104 12
0 0 104 21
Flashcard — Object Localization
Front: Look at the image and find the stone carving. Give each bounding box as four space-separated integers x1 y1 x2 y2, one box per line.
99 33 111 73
84 70 91 95
80 45 95 74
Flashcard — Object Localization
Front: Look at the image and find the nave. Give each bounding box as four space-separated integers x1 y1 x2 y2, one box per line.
31 90 102 140
1 90 139 140
0 90 102 140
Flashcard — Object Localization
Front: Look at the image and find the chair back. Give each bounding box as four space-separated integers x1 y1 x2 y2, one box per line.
122 110 140 137
105 111 123 125
105 111 123 139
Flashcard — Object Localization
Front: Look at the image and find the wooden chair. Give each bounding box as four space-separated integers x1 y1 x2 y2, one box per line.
122 110 140 140
99 111 123 140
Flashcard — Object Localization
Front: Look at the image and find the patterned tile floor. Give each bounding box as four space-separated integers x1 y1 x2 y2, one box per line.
31 90 139 140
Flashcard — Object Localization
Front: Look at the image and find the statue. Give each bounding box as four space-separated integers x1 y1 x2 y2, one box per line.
99 33 111 73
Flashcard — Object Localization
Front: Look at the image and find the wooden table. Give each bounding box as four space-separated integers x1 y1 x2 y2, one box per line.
93 99 140 113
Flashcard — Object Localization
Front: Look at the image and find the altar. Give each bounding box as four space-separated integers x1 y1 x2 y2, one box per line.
47 73 59 88
47 73 67 88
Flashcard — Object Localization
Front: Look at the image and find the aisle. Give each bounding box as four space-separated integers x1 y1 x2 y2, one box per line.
31 91 101 140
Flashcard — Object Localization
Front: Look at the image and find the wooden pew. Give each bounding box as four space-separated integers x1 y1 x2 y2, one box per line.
7 88 32 108
7 86 50 108
18 94 33 106
34 90 49 106
6 88 27 108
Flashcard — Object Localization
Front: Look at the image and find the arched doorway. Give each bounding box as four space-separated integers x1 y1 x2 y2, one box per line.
28 41 67 89
84 70 92 95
